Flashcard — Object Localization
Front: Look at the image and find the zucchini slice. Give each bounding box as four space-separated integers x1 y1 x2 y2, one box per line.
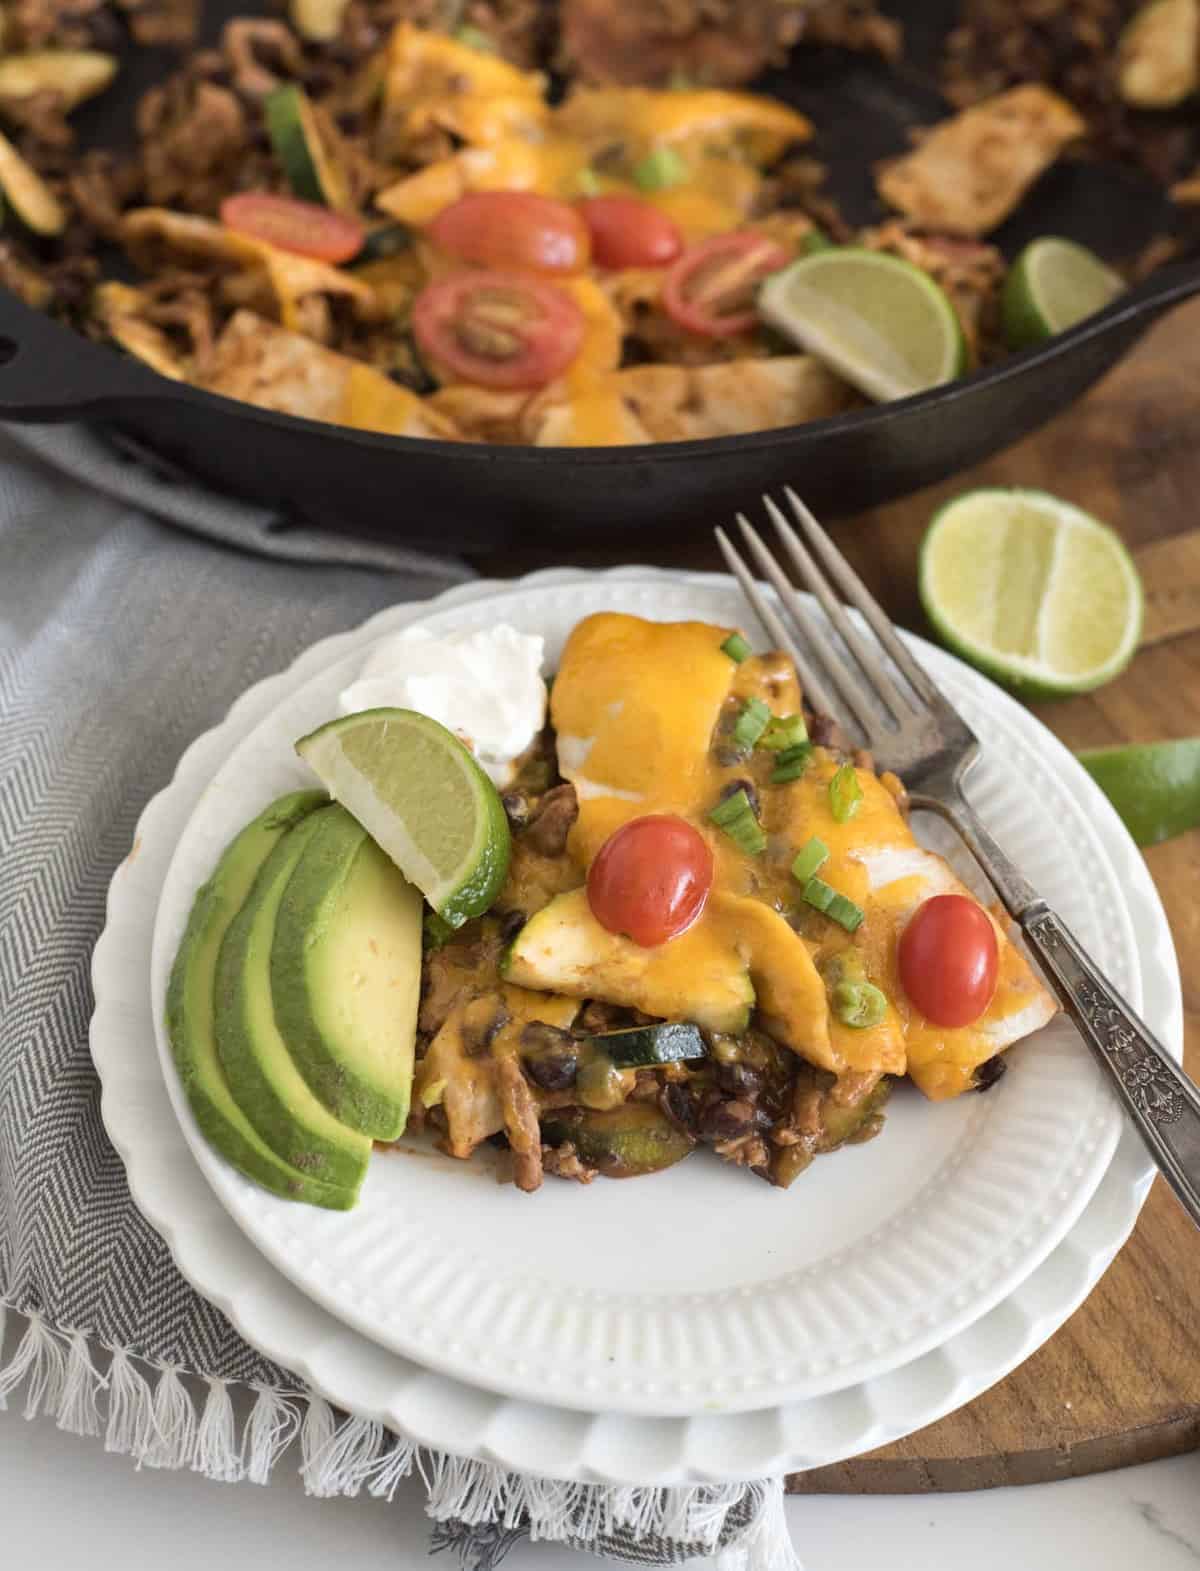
0 50 117 111
581 1022 707 1068
265 85 354 213
0 129 65 235
541 1104 695 1179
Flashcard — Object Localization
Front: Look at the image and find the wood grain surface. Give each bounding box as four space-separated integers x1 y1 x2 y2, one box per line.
481 296 1200 1490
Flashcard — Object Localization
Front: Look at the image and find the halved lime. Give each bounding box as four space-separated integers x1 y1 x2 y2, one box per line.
919 489 1143 698
1078 739 1200 847
1002 237 1125 351
295 708 510 928
757 247 966 402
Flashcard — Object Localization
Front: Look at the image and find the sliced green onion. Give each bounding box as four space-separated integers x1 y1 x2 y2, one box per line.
575 166 601 197
761 712 809 751
832 978 887 1029
721 631 751 663
633 146 689 192
709 787 767 855
771 742 812 783
423 909 456 949
732 697 770 753
829 763 863 823
801 228 834 256
453 23 495 50
791 837 829 883
802 876 864 932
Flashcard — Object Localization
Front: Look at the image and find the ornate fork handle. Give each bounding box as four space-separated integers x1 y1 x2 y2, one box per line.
915 784 1200 1229
1019 906 1200 1226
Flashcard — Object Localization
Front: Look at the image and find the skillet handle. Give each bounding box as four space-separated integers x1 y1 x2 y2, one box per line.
0 286 172 420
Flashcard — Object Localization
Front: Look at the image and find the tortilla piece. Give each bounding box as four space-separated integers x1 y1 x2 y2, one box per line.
613 357 859 441
382 22 547 151
876 86 1087 236
554 86 811 165
120 209 379 329
200 310 459 439
426 386 530 444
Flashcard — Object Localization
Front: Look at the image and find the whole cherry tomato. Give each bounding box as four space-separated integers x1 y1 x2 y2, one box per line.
220 193 365 263
578 195 683 269
428 192 591 274
898 893 999 1028
587 815 713 947
411 271 585 390
662 230 789 338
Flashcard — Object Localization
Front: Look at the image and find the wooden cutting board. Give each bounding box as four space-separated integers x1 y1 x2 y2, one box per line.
489 297 1200 1490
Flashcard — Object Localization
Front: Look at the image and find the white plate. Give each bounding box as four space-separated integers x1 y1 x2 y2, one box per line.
148 574 1139 1418
91 570 1181 1478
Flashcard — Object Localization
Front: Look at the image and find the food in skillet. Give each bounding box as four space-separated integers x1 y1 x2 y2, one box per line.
167 613 1058 1206
8 2 1200 445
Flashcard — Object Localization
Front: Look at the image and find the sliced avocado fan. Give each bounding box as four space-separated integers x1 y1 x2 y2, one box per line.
165 790 359 1210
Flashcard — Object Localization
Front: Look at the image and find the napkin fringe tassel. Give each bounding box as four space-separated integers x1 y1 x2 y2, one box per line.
0 1304 800 1571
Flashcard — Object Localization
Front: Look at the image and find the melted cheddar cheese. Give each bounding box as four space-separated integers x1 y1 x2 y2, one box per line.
548 613 1057 1097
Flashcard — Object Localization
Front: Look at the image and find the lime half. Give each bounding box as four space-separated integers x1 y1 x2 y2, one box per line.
919 489 1143 698
1002 237 1125 351
1079 739 1200 847
295 707 510 927
758 247 966 402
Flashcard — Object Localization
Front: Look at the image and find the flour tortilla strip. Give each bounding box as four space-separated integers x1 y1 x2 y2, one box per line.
200 310 459 438
876 86 1087 236
613 357 858 442
120 208 378 321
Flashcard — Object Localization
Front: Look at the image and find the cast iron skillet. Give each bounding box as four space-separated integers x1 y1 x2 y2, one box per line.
0 0 1197 550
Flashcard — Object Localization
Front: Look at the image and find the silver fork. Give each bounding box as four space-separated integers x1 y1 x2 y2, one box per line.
716 489 1200 1230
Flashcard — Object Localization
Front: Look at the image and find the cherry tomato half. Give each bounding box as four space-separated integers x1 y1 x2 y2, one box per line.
662 231 789 338
220 193 365 264
428 192 591 274
898 894 999 1029
578 195 683 269
587 815 713 948
411 271 585 390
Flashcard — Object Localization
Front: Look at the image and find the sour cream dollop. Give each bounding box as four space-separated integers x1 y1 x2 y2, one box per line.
338 624 546 787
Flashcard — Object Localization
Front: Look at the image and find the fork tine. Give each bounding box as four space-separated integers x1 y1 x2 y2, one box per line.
762 496 916 722
782 486 945 709
714 527 840 720
736 515 884 740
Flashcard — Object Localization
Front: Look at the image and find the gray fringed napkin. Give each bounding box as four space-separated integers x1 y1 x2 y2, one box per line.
0 422 798 1571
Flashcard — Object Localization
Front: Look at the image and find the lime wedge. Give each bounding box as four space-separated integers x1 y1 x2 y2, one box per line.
757 247 966 402
1002 237 1125 351
919 489 1143 698
1079 739 1200 847
295 707 511 927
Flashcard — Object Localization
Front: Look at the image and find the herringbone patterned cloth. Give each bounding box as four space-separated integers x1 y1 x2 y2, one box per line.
0 423 794 1571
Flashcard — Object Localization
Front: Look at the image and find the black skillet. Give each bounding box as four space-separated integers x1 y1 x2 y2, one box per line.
0 0 1197 551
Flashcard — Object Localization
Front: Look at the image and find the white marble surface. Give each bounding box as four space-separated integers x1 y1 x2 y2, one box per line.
1 1404 1197 1570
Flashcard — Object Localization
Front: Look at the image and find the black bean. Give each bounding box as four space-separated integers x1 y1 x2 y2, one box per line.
498 909 526 946
502 791 531 830
716 1062 763 1097
699 1098 757 1141
975 1055 1008 1093
525 1054 578 1092
660 1082 698 1133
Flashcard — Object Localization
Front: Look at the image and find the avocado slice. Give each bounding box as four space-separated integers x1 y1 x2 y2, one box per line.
165 790 358 1210
270 806 423 1139
501 887 755 1034
214 809 372 1190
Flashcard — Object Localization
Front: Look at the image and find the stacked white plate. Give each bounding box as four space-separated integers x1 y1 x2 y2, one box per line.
90 568 1182 1485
